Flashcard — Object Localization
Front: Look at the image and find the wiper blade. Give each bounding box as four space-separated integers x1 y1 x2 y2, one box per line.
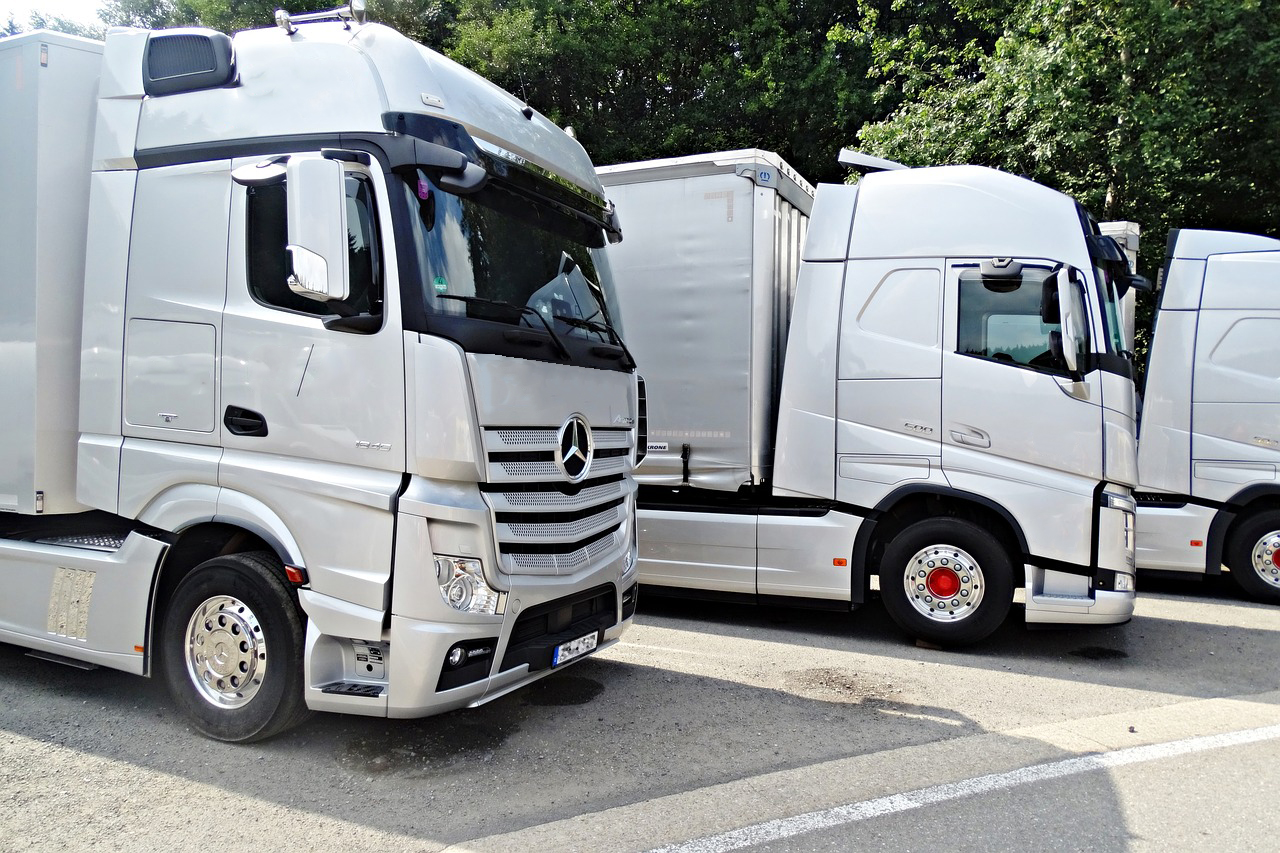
554 314 638 370
438 294 570 359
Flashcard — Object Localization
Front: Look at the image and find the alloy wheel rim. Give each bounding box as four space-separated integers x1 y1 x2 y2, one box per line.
1248 530 1280 590
184 595 267 708
903 544 985 622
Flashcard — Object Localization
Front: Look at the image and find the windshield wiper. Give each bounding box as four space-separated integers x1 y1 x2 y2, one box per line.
554 314 638 369
438 294 571 359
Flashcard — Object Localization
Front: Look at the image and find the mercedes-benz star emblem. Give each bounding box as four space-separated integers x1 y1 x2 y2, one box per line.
556 415 594 482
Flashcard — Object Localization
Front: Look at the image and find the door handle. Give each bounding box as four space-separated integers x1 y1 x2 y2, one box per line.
950 427 991 448
224 405 268 437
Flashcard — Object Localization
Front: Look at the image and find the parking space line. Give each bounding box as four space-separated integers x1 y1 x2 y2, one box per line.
646 724 1280 853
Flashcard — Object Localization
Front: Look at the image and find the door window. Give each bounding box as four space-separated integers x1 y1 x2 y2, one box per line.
956 266 1084 375
245 172 382 319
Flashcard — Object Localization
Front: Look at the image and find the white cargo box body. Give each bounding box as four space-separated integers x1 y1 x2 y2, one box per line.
0 32 102 514
599 150 813 491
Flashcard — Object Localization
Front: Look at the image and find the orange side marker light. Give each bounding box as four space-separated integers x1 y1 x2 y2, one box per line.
1190 540 1204 547
833 558 848 567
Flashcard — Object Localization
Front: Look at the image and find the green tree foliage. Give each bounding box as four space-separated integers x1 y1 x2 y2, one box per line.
855 0 1280 278
449 0 878 181
8 10 106 37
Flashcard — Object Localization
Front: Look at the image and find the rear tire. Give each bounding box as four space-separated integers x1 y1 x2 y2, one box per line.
1226 511 1280 603
878 518 1014 646
161 551 312 742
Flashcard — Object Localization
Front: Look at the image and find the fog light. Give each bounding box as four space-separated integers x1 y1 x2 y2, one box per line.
435 556 505 615
1114 572 1136 593
446 646 466 667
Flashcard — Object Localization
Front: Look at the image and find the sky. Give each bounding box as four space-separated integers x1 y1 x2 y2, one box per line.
5 0 106 28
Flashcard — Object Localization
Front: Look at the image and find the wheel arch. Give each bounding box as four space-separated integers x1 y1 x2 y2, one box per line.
1212 485 1280 574
851 485 1029 591
139 486 306 675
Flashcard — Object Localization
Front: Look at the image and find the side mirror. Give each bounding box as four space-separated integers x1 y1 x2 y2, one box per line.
285 157 349 302
1056 267 1089 378
1117 272 1153 295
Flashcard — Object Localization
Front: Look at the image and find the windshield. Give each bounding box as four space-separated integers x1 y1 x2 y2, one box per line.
397 169 619 352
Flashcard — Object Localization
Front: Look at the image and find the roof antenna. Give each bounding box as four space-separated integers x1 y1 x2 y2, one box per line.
517 68 534 120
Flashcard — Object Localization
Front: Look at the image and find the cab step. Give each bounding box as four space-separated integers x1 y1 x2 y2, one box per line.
319 681 385 697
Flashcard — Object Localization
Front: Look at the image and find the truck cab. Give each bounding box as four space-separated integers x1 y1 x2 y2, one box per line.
0 14 639 740
601 152 1136 645
1136 229 1280 602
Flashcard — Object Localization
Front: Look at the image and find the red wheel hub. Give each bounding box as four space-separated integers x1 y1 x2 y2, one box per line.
1272 550 1280 570
926 566 961 599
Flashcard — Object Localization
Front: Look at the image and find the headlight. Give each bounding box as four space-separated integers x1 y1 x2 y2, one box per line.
434 556 505 615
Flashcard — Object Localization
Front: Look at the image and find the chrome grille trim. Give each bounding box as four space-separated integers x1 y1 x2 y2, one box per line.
482 425 636 577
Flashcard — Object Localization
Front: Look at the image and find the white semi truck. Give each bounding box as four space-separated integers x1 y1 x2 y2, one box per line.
1136 228 1280 602
0 8 640 741
598 150 1138 646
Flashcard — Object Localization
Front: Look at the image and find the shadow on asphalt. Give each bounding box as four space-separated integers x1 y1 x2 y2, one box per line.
633 578 1279 703
0 570 1268 848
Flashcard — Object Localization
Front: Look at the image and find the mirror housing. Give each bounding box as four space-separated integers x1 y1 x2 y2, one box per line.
1116 272 1153 295
1056 266 1089 379
285 157 349 302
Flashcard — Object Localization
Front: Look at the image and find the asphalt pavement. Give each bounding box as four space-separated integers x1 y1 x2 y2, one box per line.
0 573 1276 851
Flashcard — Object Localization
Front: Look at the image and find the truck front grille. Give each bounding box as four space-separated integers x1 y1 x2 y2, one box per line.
481 426 635 576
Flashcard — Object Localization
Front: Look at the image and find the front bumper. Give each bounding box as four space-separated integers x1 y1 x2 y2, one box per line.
383 579 637 718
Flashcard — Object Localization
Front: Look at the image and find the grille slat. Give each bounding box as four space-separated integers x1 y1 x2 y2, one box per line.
498 504 624 544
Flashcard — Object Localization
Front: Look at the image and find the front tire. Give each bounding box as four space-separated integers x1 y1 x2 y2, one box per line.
878 518 1014 646
161 552 312 742
1226 511 1280 603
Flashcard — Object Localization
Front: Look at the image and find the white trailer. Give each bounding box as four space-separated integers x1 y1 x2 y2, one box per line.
599 150 1138 646
1136 228 1280 602
0 9 640 741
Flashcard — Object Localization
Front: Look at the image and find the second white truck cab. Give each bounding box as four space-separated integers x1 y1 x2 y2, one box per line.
1136 228 1280 602
599 151 1137 646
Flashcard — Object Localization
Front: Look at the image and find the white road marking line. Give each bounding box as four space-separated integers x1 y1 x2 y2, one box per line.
648 723 1280 853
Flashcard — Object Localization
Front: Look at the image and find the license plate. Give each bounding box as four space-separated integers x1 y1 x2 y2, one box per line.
552 631 598 667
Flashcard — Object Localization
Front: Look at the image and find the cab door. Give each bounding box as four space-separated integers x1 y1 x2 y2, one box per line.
940 261 1103 562
220 156 406 476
